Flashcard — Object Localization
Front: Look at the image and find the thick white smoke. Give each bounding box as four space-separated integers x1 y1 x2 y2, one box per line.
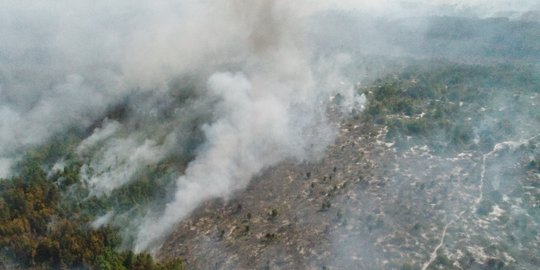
1 0 538 253
1 0 349 250
132 1 340 251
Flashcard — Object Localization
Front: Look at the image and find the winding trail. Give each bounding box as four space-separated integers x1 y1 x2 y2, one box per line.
473 134 540 212
421 133 539 270
421 222 451 270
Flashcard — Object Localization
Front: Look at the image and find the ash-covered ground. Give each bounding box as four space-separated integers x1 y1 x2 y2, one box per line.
2 3 540 269
160 104 540 269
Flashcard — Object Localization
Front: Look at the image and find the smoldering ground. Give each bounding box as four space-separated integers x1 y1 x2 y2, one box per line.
1 0 356 252
1 0 539 264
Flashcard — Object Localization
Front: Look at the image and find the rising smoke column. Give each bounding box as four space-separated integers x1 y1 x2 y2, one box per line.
2 0 538 253
133 0 339 251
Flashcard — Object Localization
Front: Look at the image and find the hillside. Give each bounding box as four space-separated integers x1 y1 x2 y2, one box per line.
158 63 540 269
1 4 540 269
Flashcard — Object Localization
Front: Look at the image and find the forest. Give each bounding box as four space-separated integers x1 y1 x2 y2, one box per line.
363 62 540 154
1 59 538 268
0 143 184 269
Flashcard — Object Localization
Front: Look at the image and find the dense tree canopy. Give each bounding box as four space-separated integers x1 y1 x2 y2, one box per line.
0 152 183 269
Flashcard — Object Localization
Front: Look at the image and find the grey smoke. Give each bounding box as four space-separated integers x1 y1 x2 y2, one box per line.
1 0 538 254
133 1 341 251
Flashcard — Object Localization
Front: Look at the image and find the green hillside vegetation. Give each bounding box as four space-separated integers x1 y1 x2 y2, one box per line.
0 145 183 269
362 62 540 154
1 60 539 268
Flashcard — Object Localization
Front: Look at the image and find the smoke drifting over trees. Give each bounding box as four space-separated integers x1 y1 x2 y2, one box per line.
1 0 539 268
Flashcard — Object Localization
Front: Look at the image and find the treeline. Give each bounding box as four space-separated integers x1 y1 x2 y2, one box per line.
362 62 540 154
0 149 183 269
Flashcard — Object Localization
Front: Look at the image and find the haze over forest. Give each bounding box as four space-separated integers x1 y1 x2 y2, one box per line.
1 1 539 269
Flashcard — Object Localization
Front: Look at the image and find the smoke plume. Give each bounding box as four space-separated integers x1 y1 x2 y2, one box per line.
1 0 538 255
132 0 340 251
